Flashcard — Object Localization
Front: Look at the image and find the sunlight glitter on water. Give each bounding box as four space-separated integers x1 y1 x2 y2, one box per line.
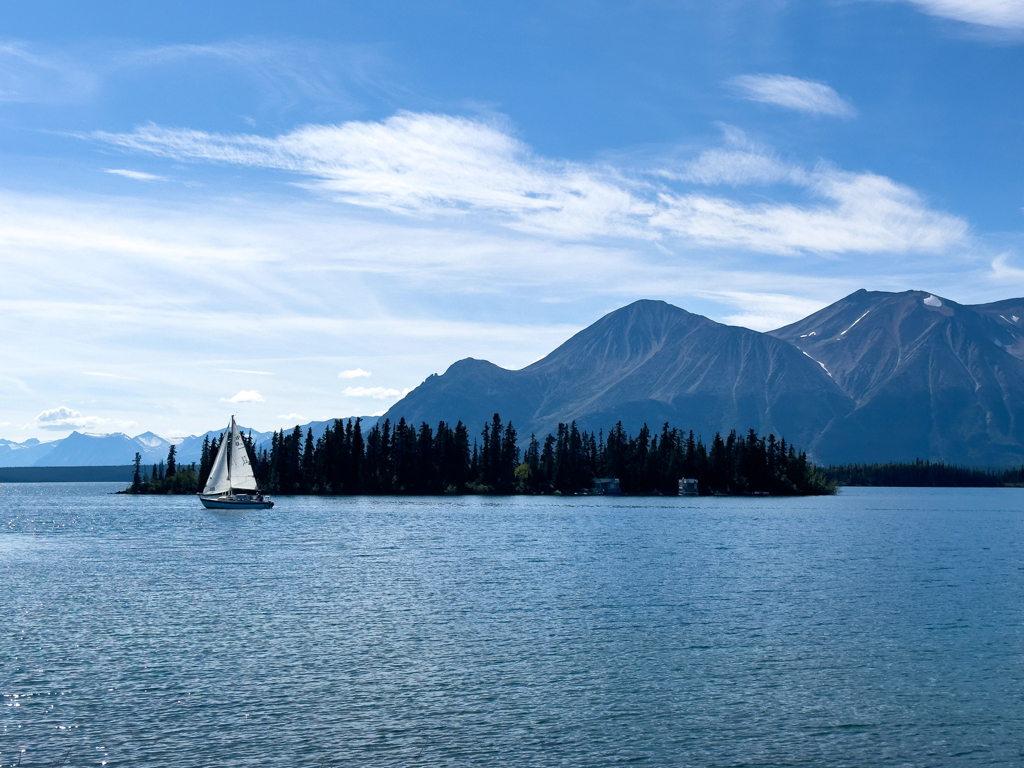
2 485 1023 766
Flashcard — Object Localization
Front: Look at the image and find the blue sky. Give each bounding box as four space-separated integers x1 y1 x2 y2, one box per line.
2 0 1023 440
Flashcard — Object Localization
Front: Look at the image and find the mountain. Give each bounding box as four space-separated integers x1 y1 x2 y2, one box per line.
383 292 1024 466
0 416 382 468
38 433 132 467
174 425 274 464
174 417 379 463
37 432 171 467
134 432 172 453
769 289 1024 465
0 438 61 467
383 300 853 450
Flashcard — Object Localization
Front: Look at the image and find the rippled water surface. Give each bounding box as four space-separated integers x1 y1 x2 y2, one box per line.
3 484 1024 766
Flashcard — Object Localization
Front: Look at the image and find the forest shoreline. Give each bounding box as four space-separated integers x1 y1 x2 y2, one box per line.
122 414 836 497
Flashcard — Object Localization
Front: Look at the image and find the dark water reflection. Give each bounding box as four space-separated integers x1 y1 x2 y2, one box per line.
2 484 1023 766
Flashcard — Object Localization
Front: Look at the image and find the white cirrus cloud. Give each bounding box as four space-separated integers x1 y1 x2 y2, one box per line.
89 112 655 240
896 0 1024 29
678 144 802 187
220 389 264 403
342 386 403 399
669 124 805 187
82 371 138 380
118 40 389 113
277 413 305 422
0 374 32 394
34 405 105 431
730 74 856 118
653 168 967 255
654 129 967 255
89 111 966 257
105 168 165 182
339 368 371 378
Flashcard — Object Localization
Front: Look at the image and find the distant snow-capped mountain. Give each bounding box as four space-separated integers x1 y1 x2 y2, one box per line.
0 437 61 467
0 417 379 468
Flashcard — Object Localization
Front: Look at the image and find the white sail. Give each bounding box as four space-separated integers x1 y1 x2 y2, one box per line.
228 418 259 491
203 424 231 495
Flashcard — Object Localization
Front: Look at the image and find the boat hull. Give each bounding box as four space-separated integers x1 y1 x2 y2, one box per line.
199 495 274 510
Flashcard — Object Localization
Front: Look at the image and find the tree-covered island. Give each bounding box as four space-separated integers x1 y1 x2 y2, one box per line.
124 414 834 496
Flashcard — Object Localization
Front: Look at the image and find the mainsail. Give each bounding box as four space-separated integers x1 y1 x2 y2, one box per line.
203 423 231 495
202 416 258 495
228 419 258 491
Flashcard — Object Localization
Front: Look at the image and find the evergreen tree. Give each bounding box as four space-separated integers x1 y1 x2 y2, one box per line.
199 435 212 488
540 434 556 489
499 421 518 493
452 421 470 490
302 428 316 492
416 422 434 493
363 423 382 492
351 418 364 493
132 452 142 492
379 419 392 492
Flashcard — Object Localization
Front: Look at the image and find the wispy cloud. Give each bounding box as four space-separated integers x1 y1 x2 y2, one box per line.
895 0 1024 30
653 164 967 256
729 74 856 118
277 413 305 422
219 368 275 375
90 113 653 240
342 386 408 399
119 40 394 114
339 368 371 378
669 124 803 187
89 111 964 257
717 292 830 330
221 389 264 403
105 168 165 182
989 252 1024 280
82 371 138 380
650 125 967 255
0 374 32 394
0 43 96 104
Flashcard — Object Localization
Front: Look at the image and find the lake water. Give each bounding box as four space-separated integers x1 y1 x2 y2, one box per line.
2 485 1023 767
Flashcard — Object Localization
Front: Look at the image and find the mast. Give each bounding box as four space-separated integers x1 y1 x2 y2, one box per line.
227 415 234 487
228 415 259 492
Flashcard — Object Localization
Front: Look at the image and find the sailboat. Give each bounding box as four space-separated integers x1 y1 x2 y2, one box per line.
198 416 274 509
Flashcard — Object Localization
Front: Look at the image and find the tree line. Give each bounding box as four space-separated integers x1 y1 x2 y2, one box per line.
823 460 1024 488
177 414 834 496
124 423 1024 496
127 444 202 494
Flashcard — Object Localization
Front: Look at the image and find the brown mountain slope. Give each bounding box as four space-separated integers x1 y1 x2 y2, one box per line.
385 300 853 452
770 290 1024 464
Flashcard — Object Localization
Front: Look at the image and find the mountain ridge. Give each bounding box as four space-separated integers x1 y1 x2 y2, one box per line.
385 298 854 453
0 417 379 468
383 291 1024 466
770 290 1024 464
